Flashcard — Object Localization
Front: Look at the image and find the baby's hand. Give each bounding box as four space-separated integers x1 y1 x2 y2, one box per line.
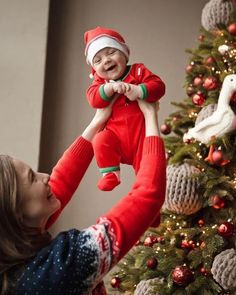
124 84 142 101
112 82 129 94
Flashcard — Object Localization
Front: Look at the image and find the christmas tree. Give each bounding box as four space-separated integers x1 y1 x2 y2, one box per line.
109 0 236 294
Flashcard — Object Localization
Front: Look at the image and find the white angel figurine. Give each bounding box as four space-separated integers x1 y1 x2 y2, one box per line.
183 74 236 144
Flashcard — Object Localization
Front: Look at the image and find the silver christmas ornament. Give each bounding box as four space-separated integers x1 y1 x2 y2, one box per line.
201 0 234 31
134 278 164 295
211 248 236 290
163 163 203 215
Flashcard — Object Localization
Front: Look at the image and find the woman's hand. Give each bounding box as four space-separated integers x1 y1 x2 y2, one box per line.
91 101 114 130
82 98 116 141
138 99 159 115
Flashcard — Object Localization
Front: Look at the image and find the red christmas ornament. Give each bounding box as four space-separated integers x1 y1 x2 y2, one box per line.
160 123 171 135
217 222 235 238
172 266 193 286
227 23 236 36
205 145 230 166
146 257 158 269
193 76 203 87
156 236 165 244
204 56 215 65
110 277 121 289
184 138 193 144
181 239 195 250
198 219 205 227
135 240 141 246
144 236 157 247
181 239 189 249
187 86 195 97
211 195 225 209
172 116 179 122
200 267 210 276
198 35 205 41
192 92 205 106
200 241 206 249
203 77 218 90
188 240 196 249
185 64 194 73
211 150 224 165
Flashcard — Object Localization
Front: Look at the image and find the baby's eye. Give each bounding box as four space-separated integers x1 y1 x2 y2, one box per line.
93 57 101 64
108 49 116 55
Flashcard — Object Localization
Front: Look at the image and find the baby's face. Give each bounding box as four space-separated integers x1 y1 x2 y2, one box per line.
92 47 127 81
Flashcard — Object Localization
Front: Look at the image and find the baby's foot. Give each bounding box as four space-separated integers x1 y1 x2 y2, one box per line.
97 172 120 191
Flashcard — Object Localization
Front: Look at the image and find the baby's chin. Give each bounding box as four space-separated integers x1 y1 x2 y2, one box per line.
106 72 122 81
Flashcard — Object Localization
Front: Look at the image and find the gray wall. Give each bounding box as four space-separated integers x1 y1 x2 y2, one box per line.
0 0 209 235
39 0 208 234
0 0 49 169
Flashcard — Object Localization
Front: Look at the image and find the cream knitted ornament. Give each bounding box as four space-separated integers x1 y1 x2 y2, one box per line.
195 104 217 125
163 163 203 215
201 0 235 31
211 248 236 290
134 278 164 295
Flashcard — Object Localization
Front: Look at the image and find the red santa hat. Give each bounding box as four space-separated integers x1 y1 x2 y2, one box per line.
84 26 130 66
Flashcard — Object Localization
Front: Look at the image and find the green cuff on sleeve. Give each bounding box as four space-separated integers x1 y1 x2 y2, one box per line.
99 166 120 173
140 84 148 100
99 84 113 101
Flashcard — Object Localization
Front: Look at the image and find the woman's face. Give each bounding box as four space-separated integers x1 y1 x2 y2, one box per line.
13 158 61 230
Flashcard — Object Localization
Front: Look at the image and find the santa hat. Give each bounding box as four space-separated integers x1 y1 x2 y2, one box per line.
84 26 130 66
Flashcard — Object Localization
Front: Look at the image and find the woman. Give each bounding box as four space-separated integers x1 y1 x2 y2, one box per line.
0 99 166 294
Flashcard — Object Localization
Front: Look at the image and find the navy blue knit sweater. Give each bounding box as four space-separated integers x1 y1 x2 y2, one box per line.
16 224 112 294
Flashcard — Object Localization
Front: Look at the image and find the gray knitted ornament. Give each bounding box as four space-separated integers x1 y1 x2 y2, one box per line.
163 163 203 215
134 278 164 295
195 104 217 125
211 248 236 290
201 0 234 31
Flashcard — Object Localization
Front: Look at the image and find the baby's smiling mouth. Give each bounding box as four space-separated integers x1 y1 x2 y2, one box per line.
106 65 116 71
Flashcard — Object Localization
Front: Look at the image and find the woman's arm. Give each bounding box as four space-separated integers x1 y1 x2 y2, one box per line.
138 99 160 136
81 101 115 141
73 101 166 291
46 103 115 228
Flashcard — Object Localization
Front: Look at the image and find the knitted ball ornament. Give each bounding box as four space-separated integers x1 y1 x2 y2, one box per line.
84 26 130 66
211 248 236 290
134 278 164 295
163 163 203 215
195 104 217 125
201 0 235 31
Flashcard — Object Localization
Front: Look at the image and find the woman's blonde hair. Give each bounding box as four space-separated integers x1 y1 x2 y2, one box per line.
0 155 51 294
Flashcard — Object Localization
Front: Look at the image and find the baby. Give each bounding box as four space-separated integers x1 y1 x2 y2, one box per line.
84 26 165 191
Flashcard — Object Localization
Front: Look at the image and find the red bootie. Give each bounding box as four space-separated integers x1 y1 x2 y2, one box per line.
97 172 120 191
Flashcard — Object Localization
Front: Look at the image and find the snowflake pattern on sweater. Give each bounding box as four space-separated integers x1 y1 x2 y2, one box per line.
16 220 118 295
